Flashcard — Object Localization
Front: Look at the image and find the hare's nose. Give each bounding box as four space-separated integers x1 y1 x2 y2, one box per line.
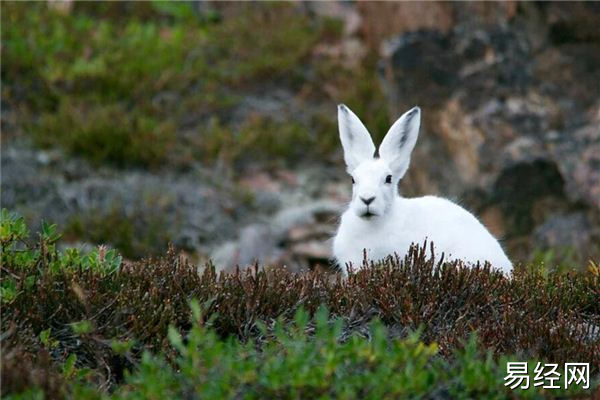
360 196 375 205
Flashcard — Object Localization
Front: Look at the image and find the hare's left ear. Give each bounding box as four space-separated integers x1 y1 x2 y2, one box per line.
338 104 376 173
378 106 420 179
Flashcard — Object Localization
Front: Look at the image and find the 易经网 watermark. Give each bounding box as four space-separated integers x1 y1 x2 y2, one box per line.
504 362 590 390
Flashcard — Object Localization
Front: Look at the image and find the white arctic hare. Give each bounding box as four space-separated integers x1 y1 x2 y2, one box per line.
333 104 513 275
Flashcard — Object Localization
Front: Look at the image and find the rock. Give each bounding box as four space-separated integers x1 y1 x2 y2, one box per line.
302 1 366 67
492 159 568 237
358 2 455 49
1 142 251 258
479 206 505 238
47 0 73 14
287 224 332 242
378 3 600 261
436 97 484 185
551 123 600 211
4 134 348 271
533 213 599 262
359 2 521 50
236 224 278 267
272 201 341 238
238 172 281 192
302 1 362 37
210 200 341 273
291 241 331 262
210 241 238 273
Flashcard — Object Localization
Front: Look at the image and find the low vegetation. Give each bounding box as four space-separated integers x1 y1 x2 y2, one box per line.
1 209 598 398
1 2 388 169
63 208 171 260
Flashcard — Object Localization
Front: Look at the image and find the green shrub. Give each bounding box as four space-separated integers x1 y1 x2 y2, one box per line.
0 209 122 301
63 208 170 259
202 114 339 168
35 100 175 167
3 306 594 399
2 2 391 170
1 209 598 398
109 307 536 399
1 2 343 168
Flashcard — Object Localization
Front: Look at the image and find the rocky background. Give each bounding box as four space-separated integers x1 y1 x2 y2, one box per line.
2 1 599 272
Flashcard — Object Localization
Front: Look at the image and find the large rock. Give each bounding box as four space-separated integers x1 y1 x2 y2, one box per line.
377 2 600 261
210 200 342 273
358 2 518 51
3 137 348 268
533 213 599 265
1 142 251 258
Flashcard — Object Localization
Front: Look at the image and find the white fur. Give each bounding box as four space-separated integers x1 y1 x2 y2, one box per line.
333 104 513 275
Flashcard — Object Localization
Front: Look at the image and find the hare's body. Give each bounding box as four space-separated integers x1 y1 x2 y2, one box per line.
334 195 513 273
333 104 512 275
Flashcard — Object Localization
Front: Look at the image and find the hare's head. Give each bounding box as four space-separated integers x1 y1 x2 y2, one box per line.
337 104 420 220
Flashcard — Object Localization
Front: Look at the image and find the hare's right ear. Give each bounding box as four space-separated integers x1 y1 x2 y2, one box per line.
379 106 420 179
338 104 376 173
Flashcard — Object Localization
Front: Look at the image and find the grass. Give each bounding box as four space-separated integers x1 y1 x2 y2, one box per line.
2 2 387 169
63 208 170 260
1 209 599 398
202 114 339 167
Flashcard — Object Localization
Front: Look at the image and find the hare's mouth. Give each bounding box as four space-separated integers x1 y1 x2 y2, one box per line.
361 211 377 219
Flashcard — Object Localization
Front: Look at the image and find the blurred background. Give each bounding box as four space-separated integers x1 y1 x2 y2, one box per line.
2 1 599 272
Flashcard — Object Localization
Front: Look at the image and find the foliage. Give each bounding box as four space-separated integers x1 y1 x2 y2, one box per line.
62 208 171 259
202 114 339 167
96 308 586 399
2 2 380 169
0 209 122 304
530 247 581 274
1 210 598 398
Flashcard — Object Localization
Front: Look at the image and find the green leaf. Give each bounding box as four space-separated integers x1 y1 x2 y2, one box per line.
111 339 135 355
63 354 77 378
24 275 36 289
168 325 185 354
71 320 93 335
40 329 51 346
0 209 29 242
41 220 61 243
0 279 17 303
294 307 309 331
189 299 202 322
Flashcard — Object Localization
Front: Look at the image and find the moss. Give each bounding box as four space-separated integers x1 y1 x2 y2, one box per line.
2 2 333 168
64 211 136 257
33 100 175 167
201 114 339 168
63 209 170 259
204 3 323 86
309 112 340 157
334 57 392 144
530 246 581 274
306 47 392 149
236 115 316 163
2 1 399 171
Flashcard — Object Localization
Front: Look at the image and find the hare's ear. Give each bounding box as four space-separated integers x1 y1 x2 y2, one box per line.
338 104 376 173
378 106 420 179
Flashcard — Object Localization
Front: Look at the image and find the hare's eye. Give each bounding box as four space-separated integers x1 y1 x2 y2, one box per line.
351 177 356 184
385 175 392 184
